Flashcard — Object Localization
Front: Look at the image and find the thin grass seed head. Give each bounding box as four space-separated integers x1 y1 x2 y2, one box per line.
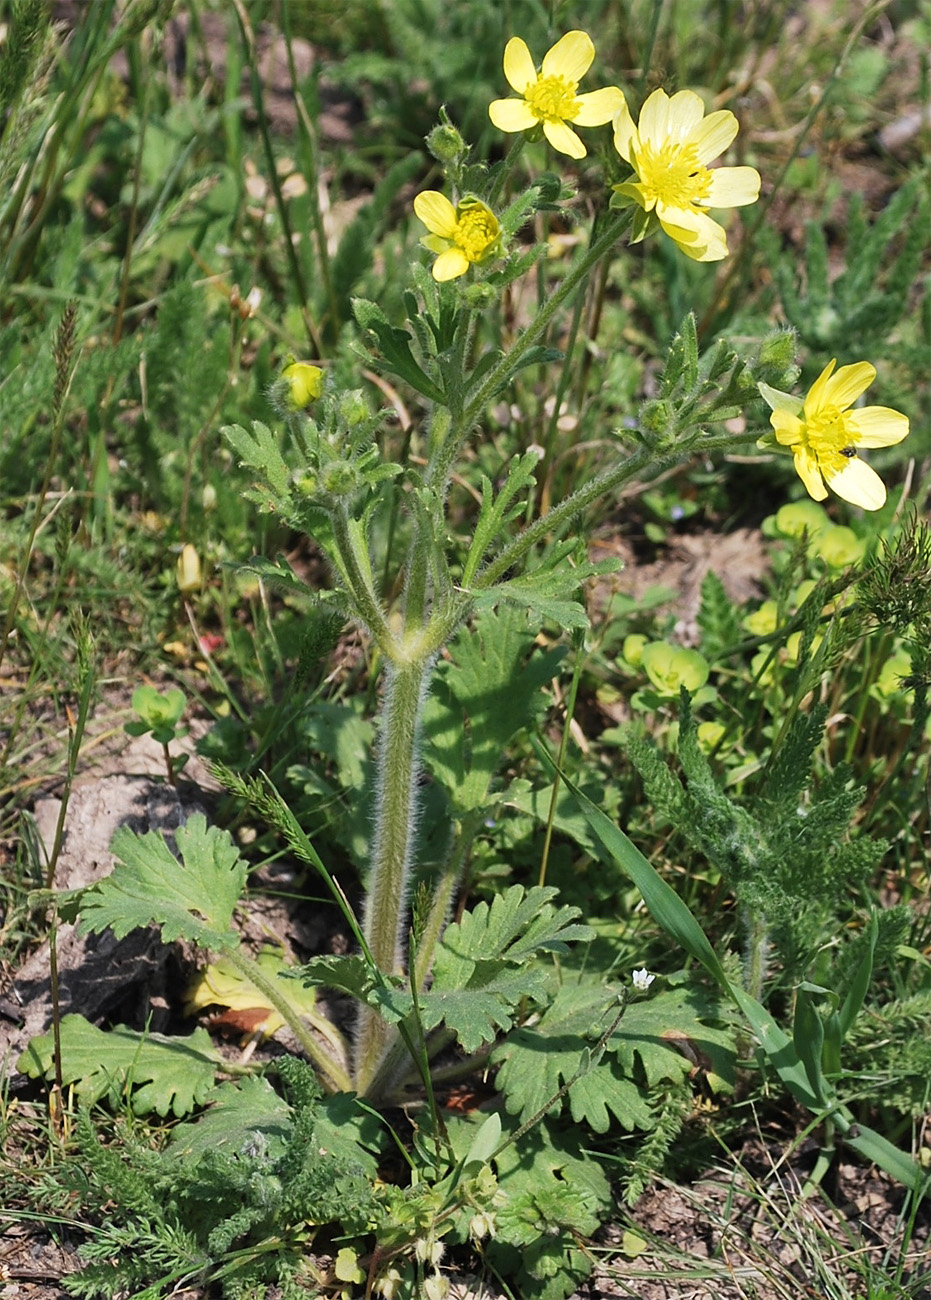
758 359 910 510
611 88 761 261
488 30 625 159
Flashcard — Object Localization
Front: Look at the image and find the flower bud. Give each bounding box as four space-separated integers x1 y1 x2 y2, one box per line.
469 1211 495 1241
281 362 324 410
639 399 673 435
176 543 202 594
423 1273 449 1300
757 330 797 384
427 117 467 164
321 461 358 495
338 389 369 427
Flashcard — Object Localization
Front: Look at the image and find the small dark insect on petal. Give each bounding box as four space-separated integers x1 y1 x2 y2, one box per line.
840 446 857 458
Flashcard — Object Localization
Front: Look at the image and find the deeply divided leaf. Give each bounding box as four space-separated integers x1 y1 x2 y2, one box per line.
76 814 247 952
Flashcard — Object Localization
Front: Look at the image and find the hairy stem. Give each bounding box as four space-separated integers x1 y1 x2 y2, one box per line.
355 656 432 1093
222 945 352 1093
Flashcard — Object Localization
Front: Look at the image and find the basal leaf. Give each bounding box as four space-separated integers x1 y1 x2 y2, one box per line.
434 885 591 987
76 814 247 953
19 1015 221 1117
169 1076 292 1160
169 1077 383 1175
417 968 547 1054
184 948 325 1042
611 982 736 1091
491 982 654 1131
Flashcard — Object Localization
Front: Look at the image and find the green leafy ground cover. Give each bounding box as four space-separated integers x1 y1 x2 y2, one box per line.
1 1 929 1297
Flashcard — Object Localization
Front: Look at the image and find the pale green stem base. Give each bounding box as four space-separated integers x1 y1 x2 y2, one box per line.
743 904 769 1004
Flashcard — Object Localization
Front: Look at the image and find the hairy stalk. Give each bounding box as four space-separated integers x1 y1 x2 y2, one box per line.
222 944 351 1093
363 810 485 1104
356 657 432 1094
329 504 394 652
424 212 629 501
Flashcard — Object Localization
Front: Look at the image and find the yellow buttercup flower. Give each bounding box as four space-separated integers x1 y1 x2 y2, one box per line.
611 88 760 261
758 360 909 510
413 192 501 281
488 31 625 159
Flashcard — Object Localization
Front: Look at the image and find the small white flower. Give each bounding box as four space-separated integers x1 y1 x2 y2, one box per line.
632 968 655 991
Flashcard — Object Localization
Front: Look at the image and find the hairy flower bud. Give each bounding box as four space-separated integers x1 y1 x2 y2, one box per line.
281 362 325 410
427 115 467 164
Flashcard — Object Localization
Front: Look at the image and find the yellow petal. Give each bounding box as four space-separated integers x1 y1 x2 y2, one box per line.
690 108 738 162
706 166 761 208
502 36 537 94
820 360 877 411
613 100 638 161
573 85 626 126
541 29 594 83
542 117 586 158
489 97 538 132
414 190 458 237
803 359 838 416
845 406 910 447
771 410 804 444
824 457 887 510
662 89 706 141
637 88 674 146
794 447 829 501
432 247 470 281
657 204 727 260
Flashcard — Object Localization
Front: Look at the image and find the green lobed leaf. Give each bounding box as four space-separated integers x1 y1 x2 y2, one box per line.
226 553 317 599
422 605 566 814
473 545 620 630
417 967 549 1054
222 420 292 499
75 814 247 953
169 1076 293 1160
434 885 592 981
19 1016 221 1117
351 297 446 403
492 982 654 1132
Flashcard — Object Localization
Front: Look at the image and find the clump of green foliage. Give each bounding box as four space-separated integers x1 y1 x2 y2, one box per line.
2 2 929 1298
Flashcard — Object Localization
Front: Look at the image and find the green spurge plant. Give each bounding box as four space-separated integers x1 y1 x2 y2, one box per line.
20 20 926 1299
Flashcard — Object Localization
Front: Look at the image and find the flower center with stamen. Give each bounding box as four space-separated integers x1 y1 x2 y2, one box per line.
804 408 859 470
454 207 498 261
525 74 580 122
635 140 713 209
